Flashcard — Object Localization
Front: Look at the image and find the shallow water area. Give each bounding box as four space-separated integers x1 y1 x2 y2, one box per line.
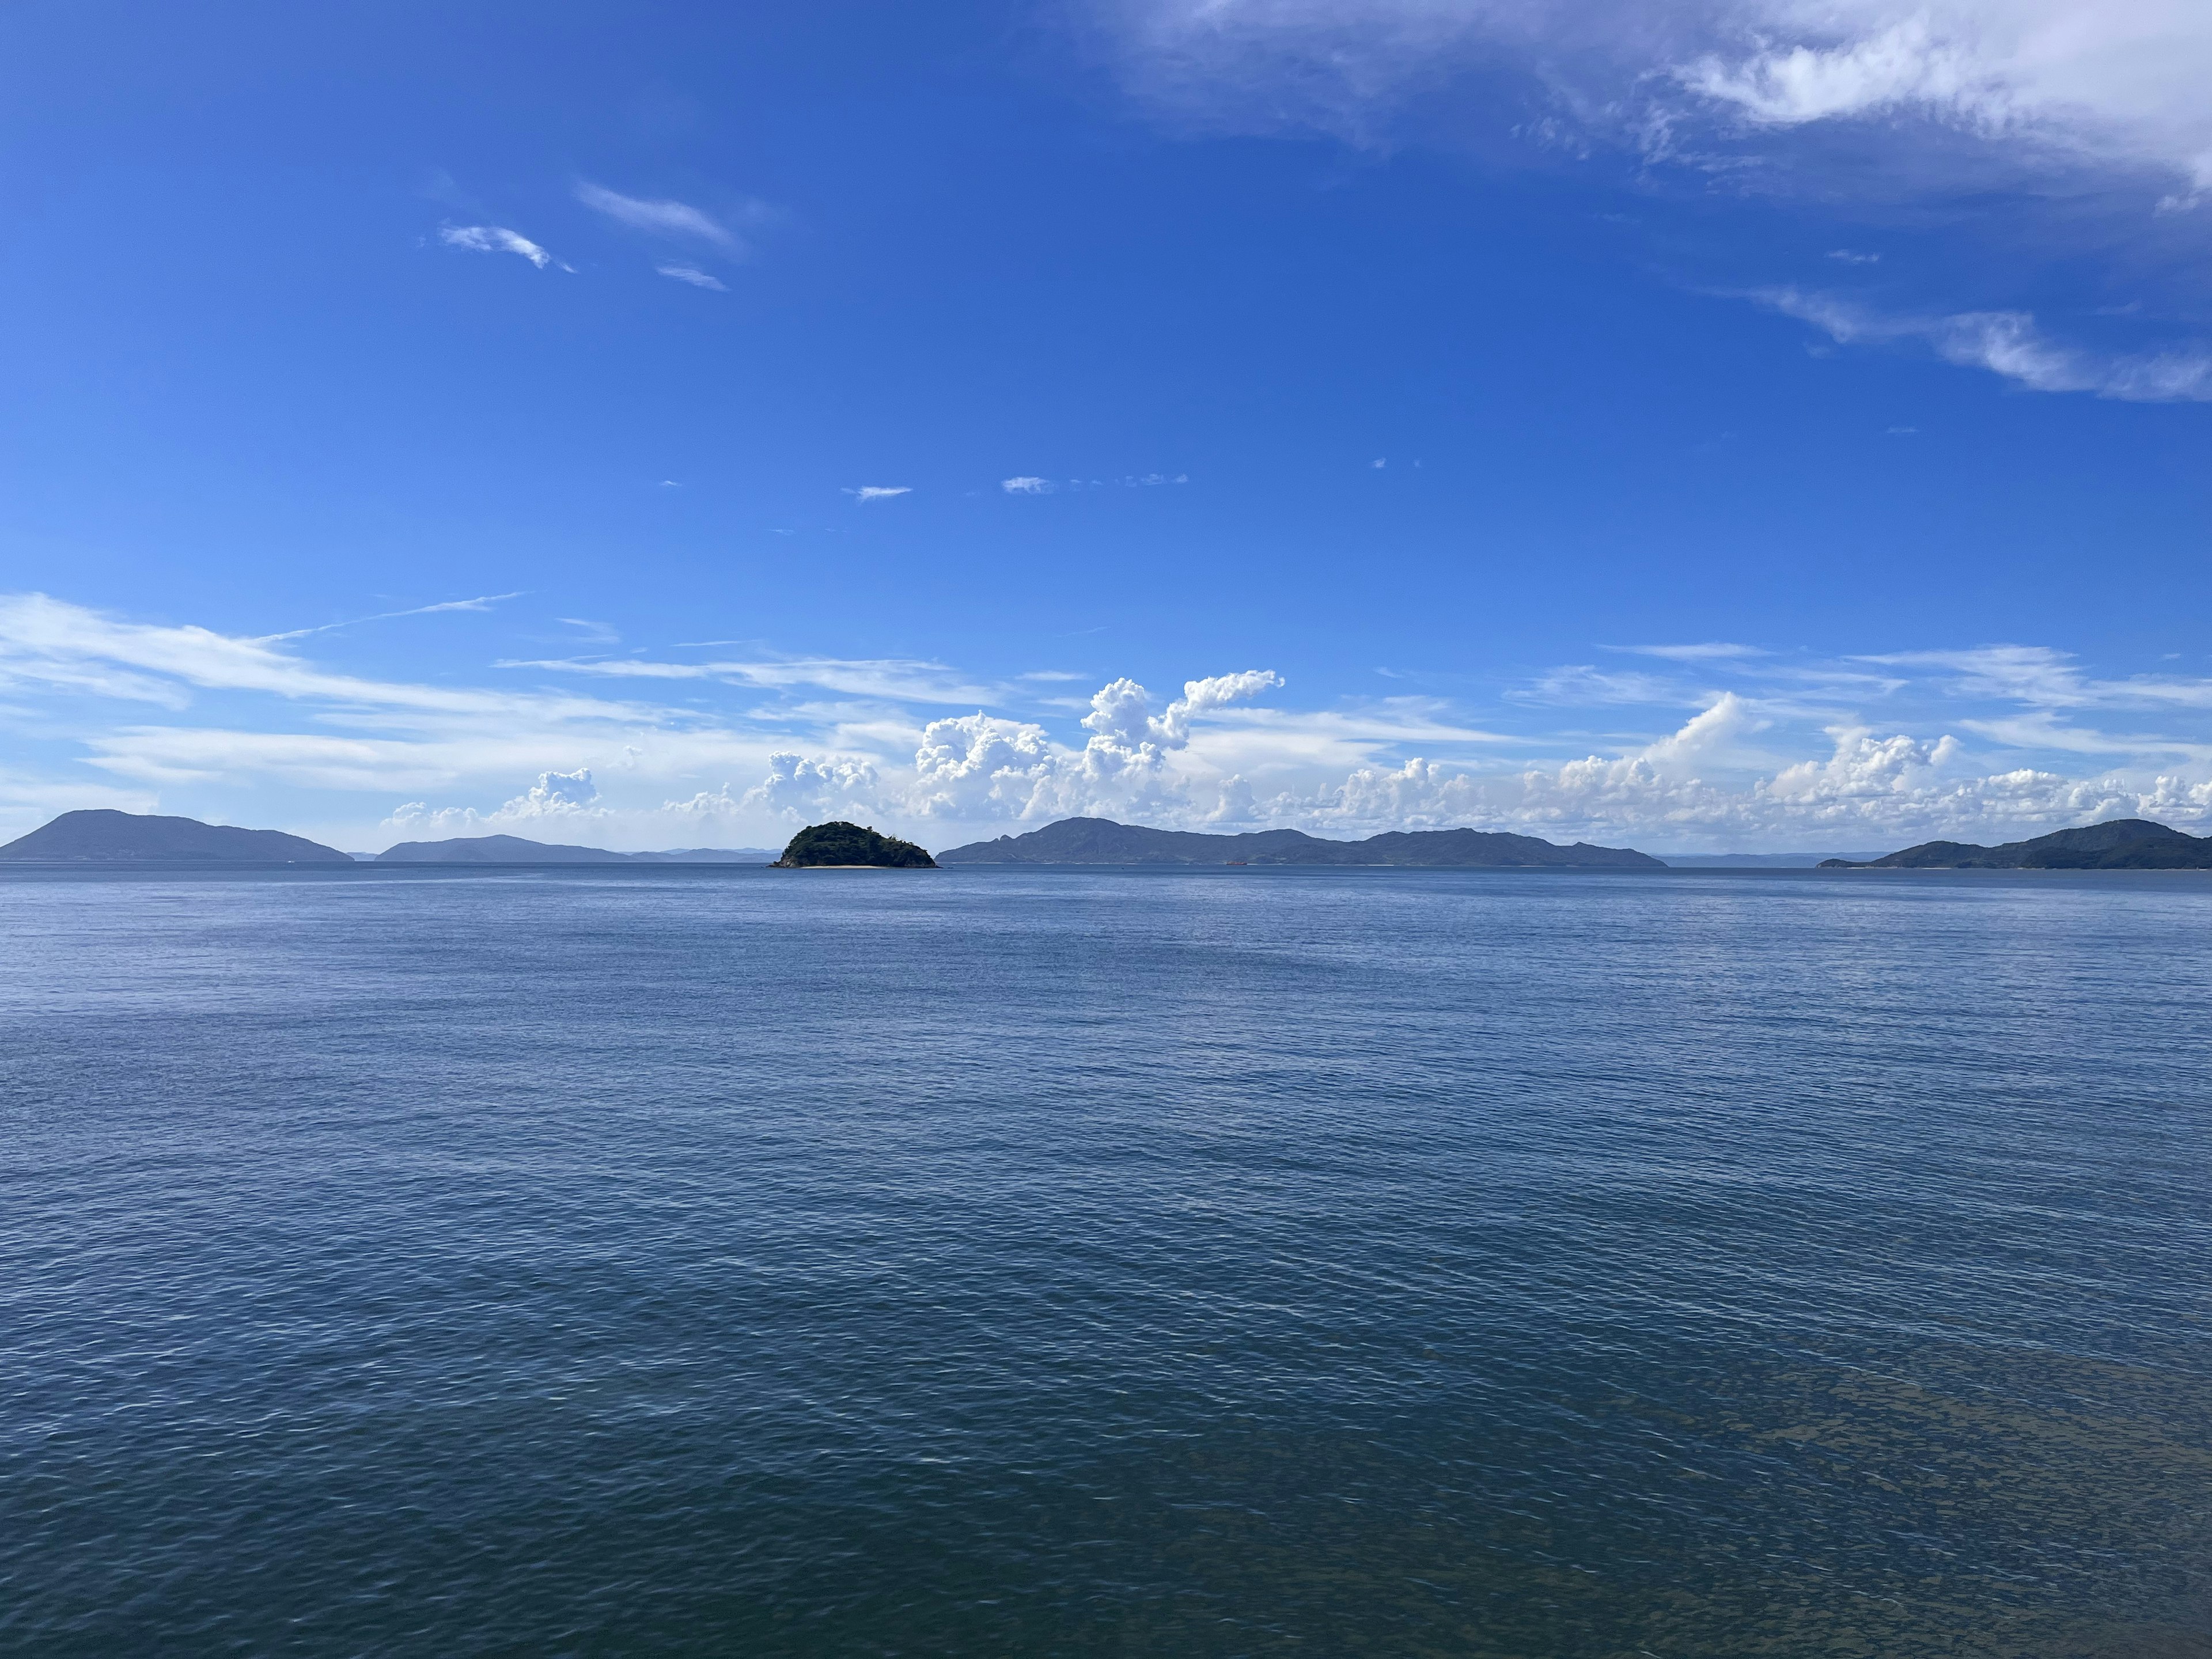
2 864 2209 1656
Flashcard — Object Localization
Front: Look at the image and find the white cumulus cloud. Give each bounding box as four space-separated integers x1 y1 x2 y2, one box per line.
516 767 600 812
737 752 883 819
910 714 1063 818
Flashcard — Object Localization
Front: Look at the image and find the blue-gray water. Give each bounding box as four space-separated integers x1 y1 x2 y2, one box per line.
3 866 2209 1657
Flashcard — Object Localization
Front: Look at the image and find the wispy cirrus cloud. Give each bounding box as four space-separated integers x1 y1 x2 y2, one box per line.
1518 665 1696 707
438 225 570 271
655 264 728 291
1674 16 2003 130
846 486 911 502
1671 5 2212 202
499 654 1002 704
0 593 648 722
574 181 771 255
0 593 773 809
1864 644 2212 710
1094 1 2212 397
1758 289 2212 402
1533 639 2212 722
1614 642 1768 662
1957 710 2212 760
261 592 524 643
1103 0 2212 191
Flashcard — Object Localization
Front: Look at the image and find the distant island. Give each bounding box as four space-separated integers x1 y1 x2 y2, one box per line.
937 816 1661 868
775 821 938 869
0 809 351 864
1821 819 2212 870
1662 851 1885 869
377 835 778 864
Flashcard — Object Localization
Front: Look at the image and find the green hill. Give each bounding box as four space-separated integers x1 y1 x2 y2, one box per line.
0 809 351 863
936 816 1660 868
774 821 937 869
1820 819 2212 869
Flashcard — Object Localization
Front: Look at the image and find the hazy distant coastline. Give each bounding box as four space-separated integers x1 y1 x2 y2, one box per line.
12 807 2207 874
0 812 776 866
373 834 779 865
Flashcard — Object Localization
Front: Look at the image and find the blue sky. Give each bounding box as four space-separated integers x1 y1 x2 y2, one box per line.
3 0 2210 853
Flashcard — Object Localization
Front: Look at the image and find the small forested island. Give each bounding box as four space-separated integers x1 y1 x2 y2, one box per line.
1821 819 2212 870
774 821 938 869
0 809 351 864
937 816 1660 868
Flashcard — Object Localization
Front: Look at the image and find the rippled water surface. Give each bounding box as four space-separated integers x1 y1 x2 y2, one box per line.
3 865 2210 1657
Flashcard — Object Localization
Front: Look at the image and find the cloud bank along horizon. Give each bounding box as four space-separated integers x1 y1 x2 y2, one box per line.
7 593 2212 855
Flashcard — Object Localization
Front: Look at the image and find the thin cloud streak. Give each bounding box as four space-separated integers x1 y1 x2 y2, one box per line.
1865 645 2212 710
1758 289 2212 402
999 474 1188 494
575 182 745 250
0 593 657 724
656 264 727 290
261 593 526 643
438 225 569 271
1613 642 1768 661
501 654 1003 704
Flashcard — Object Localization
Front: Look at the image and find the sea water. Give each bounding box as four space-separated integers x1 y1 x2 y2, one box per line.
1 865 2207 1657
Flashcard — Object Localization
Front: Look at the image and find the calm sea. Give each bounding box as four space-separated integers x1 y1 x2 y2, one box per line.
2 866 2208 1657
